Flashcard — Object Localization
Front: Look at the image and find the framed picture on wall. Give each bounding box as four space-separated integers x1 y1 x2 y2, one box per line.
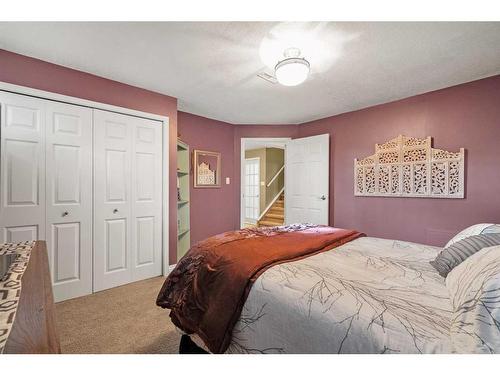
193 149 221 188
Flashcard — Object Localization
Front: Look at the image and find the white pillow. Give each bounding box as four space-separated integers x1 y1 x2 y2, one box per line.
445 223 500 248
446 245 500 353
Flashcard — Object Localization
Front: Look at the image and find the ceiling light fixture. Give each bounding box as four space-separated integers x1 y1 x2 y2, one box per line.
274 47 310 87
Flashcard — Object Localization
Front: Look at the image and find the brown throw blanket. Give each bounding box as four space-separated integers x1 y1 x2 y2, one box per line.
156 224 364 353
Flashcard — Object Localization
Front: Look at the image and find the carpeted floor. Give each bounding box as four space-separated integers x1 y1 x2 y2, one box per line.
55 276 180 354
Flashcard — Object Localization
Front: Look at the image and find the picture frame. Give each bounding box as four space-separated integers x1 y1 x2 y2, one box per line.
193 149 221 188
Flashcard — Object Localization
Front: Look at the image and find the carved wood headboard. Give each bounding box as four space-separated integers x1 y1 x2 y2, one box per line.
354 135 464 198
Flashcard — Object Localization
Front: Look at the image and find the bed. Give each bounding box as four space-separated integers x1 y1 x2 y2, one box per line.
157 224 500 354
224 236 451 354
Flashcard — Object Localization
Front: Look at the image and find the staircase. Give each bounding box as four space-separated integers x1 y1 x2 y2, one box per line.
258 193 284 227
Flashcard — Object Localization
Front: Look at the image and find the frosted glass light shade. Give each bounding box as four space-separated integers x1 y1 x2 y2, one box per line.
275 58 310 86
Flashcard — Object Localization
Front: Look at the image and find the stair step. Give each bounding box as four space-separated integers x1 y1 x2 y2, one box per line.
265 213 284 220
259 219 284 227
262 215 283 222
258 192 285 228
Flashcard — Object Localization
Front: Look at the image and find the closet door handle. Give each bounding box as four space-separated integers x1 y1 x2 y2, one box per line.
320 195 327 201
113 209 119 214
62 211 69 217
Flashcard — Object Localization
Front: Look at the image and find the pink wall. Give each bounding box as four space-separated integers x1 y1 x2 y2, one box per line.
298 75 500 246
177 76 500 252
0 49 180 264
176 116 300 248
176 117 300 248
2 48 499 260
177 112 236 244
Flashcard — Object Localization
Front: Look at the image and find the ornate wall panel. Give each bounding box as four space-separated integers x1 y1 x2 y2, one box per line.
354 135 464 198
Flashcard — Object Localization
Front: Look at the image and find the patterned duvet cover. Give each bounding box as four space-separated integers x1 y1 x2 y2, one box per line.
188 236 500 354
222 237 452 353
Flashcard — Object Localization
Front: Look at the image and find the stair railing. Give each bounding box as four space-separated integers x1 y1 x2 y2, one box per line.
266 164 284 187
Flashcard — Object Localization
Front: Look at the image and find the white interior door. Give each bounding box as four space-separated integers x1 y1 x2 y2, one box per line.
285 134 329 225
0 92 46 242
244 158 260 223
93 109 162 292
45 100 92 301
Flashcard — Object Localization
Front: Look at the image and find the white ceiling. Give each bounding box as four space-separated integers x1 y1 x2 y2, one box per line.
0 22 499 124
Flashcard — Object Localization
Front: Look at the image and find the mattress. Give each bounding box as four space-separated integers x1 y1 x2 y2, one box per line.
193 237 453 354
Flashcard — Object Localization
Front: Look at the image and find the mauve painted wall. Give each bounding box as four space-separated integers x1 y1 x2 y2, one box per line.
0 49 180 264
298 75 500 246
3 49 499 260
177 112 237 245
180 74 500 250
177 115 300 249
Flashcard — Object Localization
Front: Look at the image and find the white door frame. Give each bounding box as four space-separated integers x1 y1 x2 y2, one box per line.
243 157 261 224
0 81 170 277
240 137 290 229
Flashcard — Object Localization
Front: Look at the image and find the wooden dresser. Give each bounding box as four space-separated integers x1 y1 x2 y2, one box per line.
3 241 61 354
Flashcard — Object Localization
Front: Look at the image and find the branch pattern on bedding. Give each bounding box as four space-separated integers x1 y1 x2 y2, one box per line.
446 245 500 353
226 237 453 354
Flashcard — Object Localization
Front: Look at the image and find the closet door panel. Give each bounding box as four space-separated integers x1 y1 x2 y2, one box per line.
131 118 162 281
5 140 39 205
4 225 39 243
106 218 127 272
0 92 45 243
136 216 154 265
53 144 81 203
93 110 132 291
106 149 128 202
45 101 92 301
52 222 80 282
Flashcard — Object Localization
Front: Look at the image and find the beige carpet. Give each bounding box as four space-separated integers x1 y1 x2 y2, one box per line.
55 276 181 354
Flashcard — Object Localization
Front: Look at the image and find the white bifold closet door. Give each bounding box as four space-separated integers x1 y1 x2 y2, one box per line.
45 101 93 301
0 92 93 302
93 110 162 292
0 92 46 242
1 91 164 300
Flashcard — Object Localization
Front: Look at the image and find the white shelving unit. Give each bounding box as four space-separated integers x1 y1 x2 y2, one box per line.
177 140 191 260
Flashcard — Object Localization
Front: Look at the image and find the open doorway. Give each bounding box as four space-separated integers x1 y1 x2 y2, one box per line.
240 138 290 229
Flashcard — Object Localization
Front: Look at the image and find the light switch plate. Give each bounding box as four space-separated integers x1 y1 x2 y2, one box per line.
225 177 230 185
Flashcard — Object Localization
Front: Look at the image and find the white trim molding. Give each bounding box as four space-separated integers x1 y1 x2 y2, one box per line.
354 135 465 198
